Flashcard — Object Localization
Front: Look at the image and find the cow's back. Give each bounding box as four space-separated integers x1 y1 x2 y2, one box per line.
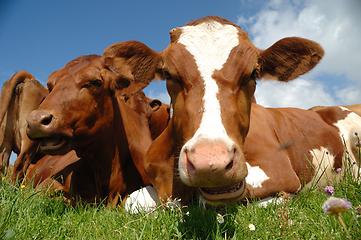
243 104 345 198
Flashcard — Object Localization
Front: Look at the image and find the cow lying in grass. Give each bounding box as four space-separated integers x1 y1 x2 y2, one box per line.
26 54 168 206
102 16 361 211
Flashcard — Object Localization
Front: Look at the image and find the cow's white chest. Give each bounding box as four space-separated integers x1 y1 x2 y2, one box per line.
245 162 270 188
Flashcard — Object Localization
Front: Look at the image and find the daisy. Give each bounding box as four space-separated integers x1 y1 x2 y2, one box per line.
248 223 255 231
216 213 224 224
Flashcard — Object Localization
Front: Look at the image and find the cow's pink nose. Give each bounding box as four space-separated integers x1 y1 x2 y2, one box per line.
182 141 240 187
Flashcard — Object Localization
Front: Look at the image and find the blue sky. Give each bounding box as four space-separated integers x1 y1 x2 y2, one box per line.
0 0 255 103
1 0 360 107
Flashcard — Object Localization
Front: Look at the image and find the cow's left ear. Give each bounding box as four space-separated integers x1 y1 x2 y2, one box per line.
258 37 324 82
103 40 161 96
149 99 162 112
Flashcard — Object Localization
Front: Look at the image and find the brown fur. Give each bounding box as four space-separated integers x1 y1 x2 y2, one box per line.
26 54 168 206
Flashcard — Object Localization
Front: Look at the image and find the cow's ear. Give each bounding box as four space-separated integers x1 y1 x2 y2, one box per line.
149 99 162 112
0 71 36 123
103 40 161 96
258 37 324 82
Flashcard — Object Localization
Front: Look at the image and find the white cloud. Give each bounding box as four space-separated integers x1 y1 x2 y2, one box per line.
334 85 361 106
238 0 361 108
255 78 337 109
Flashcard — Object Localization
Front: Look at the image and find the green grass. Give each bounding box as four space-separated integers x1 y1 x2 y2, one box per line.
1 162 361 239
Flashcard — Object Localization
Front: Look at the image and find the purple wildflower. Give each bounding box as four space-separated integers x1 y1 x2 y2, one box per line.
322 197 352 216
324 186 335 196
356 141 360 147
336 168 342 173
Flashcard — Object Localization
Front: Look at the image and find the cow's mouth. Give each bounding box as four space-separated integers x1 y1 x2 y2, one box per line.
199 180 246 204
39 137 71 155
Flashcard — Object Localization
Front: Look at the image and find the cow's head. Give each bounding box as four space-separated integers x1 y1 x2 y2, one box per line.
104 16 324 205
27 45 159 157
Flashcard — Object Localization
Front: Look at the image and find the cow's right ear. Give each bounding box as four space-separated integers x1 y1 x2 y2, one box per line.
103 40 161 96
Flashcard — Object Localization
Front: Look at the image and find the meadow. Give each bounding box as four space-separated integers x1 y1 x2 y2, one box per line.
1 158 360 239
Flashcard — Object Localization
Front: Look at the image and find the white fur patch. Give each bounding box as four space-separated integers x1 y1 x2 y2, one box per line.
333 109 361 159
178 20 240 181
306 147 335 187
124 186 158 214
245 162 270 188
333 108 361 178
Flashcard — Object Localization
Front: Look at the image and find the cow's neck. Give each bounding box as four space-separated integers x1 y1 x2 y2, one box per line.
117 97 152 185
78 96 152 203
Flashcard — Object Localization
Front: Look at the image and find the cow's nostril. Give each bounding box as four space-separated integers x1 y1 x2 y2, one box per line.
185 149 196 175
225 160 234 171
41 115 53 126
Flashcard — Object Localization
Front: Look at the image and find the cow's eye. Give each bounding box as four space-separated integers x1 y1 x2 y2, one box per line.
82 79 103 89
92 79 103 88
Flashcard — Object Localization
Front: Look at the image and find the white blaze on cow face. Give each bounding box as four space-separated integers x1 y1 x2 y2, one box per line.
177 21 240 184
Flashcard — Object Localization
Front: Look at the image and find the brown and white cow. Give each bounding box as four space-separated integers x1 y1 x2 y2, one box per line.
26 53 163 206
103 16 359 207
310 104 361 118
0 71 47 183
309 105 361 168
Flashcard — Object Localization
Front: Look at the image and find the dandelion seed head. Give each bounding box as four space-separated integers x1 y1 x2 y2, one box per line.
324 186 335 196
322 197 352 216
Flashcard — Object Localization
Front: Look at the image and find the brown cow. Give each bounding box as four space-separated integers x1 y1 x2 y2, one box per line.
103 16 359 207
0 71 47 183
124 91 170 140
26 53 162 206
25 91 169 205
